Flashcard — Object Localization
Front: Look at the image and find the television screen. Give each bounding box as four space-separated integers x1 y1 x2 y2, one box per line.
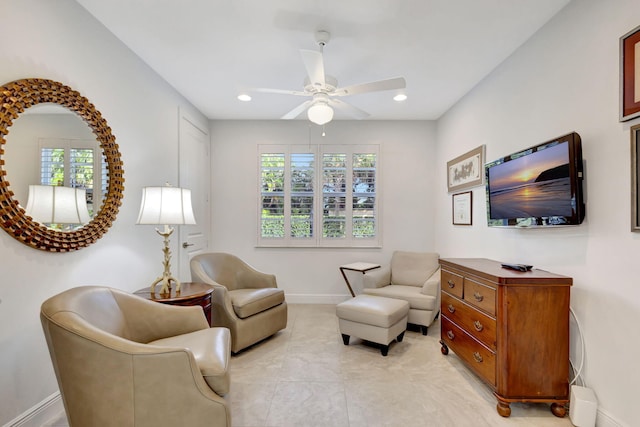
485 132 584 227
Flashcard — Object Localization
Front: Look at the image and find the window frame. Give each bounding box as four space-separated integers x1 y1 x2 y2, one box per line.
258 144 381 248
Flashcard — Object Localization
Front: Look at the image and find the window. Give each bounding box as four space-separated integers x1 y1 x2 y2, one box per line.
39 139 107 216
259 144 379 247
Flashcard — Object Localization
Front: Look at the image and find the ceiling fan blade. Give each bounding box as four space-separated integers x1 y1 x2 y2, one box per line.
333 77 406 97
252 87 308 96
281 99 313 120
329 98 370 120
300 49 326 88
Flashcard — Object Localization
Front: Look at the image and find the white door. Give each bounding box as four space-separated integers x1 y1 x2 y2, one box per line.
178 109 210 281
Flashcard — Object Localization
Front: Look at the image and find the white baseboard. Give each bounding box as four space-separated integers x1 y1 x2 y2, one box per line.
3 392 63 427
285 293 351 304
596 408 624 427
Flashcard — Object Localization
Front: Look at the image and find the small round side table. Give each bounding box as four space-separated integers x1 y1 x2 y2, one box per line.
134 282 214 326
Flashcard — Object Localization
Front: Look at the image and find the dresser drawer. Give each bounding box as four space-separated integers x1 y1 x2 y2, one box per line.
441 269 464 298
441 316 496 387
441 292 497 350
463 278 496 315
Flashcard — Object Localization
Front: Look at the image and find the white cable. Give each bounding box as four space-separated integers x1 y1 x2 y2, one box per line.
569 306 585 386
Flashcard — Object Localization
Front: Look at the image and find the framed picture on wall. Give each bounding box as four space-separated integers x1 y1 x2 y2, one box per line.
452 191 472 225
631 124 640 231
620 24 640 121
447 145 485 192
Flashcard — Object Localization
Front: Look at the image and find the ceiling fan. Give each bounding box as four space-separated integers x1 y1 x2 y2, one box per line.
253 30 406 125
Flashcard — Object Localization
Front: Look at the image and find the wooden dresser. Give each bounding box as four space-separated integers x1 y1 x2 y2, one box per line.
438 258 572 418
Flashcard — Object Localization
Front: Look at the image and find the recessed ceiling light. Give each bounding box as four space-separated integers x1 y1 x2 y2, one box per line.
237 94 252 102
393 94 407 102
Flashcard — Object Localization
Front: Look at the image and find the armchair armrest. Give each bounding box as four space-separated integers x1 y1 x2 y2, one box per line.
363 266 391 289
208 282 239 321
421 267 441 296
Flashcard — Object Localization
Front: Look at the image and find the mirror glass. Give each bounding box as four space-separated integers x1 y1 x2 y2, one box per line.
4 104 102 230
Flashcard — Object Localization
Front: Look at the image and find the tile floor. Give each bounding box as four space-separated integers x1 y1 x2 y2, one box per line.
47 304 574 427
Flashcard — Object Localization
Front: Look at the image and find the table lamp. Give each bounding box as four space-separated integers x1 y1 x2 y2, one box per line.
25 185 91 228
136 184 196 294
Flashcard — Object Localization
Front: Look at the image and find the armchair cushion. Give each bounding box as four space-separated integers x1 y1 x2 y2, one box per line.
229 288 285 319
149 327 231 396
390 251 440 287
363 285 438 311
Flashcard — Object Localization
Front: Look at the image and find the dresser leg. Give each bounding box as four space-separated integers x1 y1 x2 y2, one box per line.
496 400 511 417
439 340 449 355
550 402 567 417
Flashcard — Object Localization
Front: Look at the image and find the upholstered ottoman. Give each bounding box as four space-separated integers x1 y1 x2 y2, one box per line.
336 294 409 356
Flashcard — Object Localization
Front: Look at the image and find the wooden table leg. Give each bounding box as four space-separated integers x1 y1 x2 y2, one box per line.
339 267 356 297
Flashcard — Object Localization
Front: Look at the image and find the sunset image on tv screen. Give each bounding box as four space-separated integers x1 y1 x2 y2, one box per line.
488 142 572 219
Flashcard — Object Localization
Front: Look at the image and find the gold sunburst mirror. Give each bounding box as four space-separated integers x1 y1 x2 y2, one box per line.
0 78 124 252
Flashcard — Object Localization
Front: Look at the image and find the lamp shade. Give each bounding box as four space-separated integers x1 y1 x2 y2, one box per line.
136 186 196 225
307 103 334 125
25 185 91 225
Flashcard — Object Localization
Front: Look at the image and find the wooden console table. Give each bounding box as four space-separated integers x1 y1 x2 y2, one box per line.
134 282 214 326
438 258 572 418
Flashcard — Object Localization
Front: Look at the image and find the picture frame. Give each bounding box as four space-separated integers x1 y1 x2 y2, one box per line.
452 191 472 225
447 145 485 192
620 24 640 122
631 124 640 231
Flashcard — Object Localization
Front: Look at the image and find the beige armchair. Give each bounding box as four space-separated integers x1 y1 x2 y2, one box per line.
190 252 287 353
40 286 231 427
363 251 441 335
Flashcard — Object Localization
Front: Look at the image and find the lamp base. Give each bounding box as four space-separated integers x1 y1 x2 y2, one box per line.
150 274 181 295
150 225 181 295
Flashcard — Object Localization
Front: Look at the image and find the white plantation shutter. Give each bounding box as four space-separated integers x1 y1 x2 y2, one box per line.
322 153 347 239
258 144 380 248
260 152 286 238
40 147 64 186
352 153 377 239
290 152 315 238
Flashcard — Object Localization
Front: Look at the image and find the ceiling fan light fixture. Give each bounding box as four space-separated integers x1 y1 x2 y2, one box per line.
393 93 407 102
307 103 333 125
237 93 252 101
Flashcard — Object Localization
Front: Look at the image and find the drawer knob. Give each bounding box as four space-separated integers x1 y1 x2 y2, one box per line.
473 320 484 332
473 292 484 302
446 330 455 340
473 352 483 363
447 304 455 314
447 279 455 288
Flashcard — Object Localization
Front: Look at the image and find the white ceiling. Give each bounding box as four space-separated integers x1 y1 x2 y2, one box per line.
75 0 570 121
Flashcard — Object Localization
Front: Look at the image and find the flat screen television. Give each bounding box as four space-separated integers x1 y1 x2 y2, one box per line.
485 132 585 227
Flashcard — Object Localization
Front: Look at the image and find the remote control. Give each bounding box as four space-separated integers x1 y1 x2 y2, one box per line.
501 263 533 272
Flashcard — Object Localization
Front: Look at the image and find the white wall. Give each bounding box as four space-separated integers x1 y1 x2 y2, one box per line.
2 0 635 425
435 1 639 426
209 120 437 301
0 0 207 424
